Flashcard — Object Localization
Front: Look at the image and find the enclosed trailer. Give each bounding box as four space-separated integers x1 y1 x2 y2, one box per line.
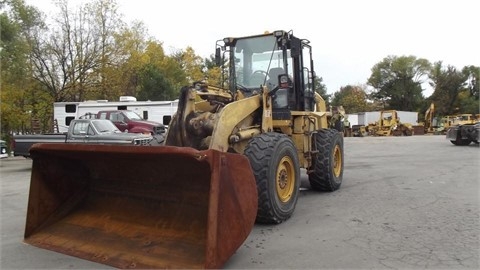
54 97 178 133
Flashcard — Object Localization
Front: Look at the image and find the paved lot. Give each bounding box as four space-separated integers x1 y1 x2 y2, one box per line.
1 135 479 269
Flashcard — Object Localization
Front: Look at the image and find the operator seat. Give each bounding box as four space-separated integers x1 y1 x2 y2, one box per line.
267 67 285 90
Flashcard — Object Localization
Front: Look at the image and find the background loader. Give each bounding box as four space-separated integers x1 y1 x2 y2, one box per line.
368 110 414 136
24 30 344 269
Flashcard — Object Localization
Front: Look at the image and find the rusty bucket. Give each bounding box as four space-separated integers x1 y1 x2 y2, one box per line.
24 143 257 269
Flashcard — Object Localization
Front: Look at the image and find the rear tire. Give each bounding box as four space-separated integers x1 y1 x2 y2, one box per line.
450 131 472 146
309 129 344 191
244 133 300 224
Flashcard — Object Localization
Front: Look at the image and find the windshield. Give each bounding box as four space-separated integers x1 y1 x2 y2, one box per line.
123 111 143 120
233 35 291 89
92 120 120 133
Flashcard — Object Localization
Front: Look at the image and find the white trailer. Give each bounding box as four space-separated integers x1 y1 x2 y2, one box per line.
54 97 178 133
346 111 418 126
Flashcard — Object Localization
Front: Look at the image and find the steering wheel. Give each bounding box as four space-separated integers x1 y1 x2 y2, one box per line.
249 70 269 86
252 70 269 78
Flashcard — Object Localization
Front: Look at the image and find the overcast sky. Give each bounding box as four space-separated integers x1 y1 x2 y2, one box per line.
26 0 479 96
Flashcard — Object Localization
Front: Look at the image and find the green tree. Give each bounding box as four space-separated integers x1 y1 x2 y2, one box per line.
368 55 431 111
314 76 330 105
204 54 223 88
429 61 468 115
1 0 51 140
144 41 188 99
456 90 479 115
107 21 150 99
462 65 479 100
331 85 372 113
171 47 205 84
460 65 480 114
137 64 175 100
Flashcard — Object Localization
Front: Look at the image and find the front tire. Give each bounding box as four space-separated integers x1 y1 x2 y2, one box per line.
244 133 300 224
308 129 344 191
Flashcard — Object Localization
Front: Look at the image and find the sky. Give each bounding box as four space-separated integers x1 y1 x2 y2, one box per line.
25 0 480 96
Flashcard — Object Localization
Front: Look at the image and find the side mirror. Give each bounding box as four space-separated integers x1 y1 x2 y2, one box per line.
215 47 221 66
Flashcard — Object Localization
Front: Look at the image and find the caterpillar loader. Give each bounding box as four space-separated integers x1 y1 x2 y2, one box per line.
371 110 413 136
24 30 344 269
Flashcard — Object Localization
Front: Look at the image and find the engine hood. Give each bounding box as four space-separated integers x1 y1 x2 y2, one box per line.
100 132 152 141
129 120 163 127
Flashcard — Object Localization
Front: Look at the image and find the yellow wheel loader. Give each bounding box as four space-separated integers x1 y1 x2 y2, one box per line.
24 30 344 269
374 110 413 136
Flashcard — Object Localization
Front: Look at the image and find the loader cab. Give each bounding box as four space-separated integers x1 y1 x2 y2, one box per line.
216 30 316 117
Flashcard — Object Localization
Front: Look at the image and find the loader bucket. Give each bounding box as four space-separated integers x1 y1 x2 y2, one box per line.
24 143 258 269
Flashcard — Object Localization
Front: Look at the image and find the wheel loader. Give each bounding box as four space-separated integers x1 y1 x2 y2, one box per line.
371 110 413 136
24 30 344 269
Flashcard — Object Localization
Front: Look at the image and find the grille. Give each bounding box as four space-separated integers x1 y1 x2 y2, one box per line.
133 138 152 146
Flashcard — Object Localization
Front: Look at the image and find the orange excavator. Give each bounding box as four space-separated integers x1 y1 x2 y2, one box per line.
24 30 344 268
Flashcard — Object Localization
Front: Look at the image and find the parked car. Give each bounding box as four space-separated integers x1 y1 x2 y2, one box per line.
0 140 8 159
13 119 157 158
96 110 165 135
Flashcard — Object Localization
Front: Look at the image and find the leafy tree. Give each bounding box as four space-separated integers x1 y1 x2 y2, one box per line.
459 65 480 114
331 85 372 113
28 0 125 102
88 0 125 100
107 21 150 98
368 55 431 111
314 76 330 104
456 90 480 115
204 54 223 88
147 42 188 97
462 65 479 100
1 0 51 140
429 61 468 115
111 25 187 101
171 47 205 84
137 63 175 100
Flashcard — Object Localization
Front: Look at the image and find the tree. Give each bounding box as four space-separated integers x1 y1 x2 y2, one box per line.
107 21 150 98
429 61 468 115
368 55 431 111
462 65 479 100
460 65 480 114
88 0 124 100
171 47 204 84
203 54 223 88
1 0 50 139
28 0 124 102
143 41 188 99
314 76 330 105
331 85 372 113
137 63 175 101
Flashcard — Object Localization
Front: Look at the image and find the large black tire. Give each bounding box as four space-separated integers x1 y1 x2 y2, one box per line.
450 131 472 146
450 138 472 146
244 133 301 224
308 129 344 191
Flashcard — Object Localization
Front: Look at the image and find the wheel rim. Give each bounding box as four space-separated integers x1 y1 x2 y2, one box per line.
333 144 342 177
276 156 295 203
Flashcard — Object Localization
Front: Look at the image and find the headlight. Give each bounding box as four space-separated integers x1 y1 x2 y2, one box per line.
279 75 289 88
